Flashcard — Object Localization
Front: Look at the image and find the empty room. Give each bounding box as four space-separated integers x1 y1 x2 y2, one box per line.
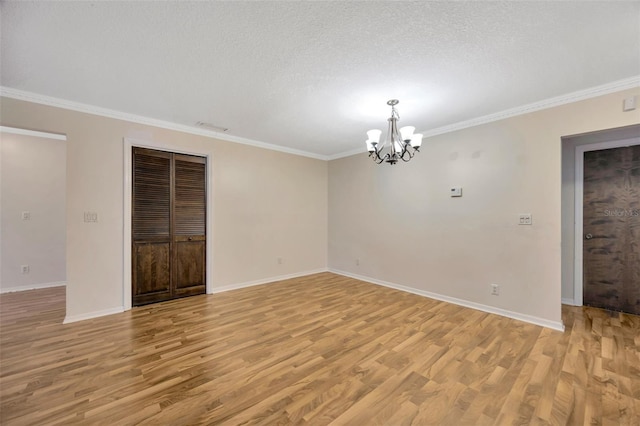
1 1 639 425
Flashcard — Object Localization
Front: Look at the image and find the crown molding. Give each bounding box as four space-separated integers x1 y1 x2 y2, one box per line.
0 86 329 161
3 76 638 162
330 75 640 160
0 125 67 140
327 147 364 161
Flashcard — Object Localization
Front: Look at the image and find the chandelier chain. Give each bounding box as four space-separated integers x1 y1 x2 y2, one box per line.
391 105 400 120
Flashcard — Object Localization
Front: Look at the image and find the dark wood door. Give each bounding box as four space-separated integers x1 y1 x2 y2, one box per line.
132 148 206 306
173 154 207 298
583 145 639 315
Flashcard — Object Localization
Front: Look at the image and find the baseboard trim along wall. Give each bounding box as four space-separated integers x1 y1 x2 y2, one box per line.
0 281 66 294
60 268 565 330
210 269 329 294
330 269 565 332
561 298 577 306
62 269 328 323
63 306 125 324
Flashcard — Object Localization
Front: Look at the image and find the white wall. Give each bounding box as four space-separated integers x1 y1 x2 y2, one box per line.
1 88 638 328
0 98 328 321
329 88 640 330
1 131 66 291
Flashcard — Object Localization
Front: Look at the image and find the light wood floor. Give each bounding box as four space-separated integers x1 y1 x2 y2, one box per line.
1 273 638 425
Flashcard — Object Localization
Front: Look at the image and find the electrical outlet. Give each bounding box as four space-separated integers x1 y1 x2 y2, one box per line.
277 257 283 265
356 258 360 266
491 284 500 296
21 211 31 220
21 265 30 274
84 212 98 222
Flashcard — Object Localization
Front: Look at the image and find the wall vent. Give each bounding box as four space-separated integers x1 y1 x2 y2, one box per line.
195 121 228 132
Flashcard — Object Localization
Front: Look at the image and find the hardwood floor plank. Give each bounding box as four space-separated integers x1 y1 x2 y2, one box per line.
1 273 638 425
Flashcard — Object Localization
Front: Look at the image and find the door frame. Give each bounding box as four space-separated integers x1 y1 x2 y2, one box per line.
573 137 640 305
123 137 213 311
0 126 67 295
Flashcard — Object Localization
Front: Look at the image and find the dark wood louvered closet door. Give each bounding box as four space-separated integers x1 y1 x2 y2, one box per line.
132 148 206 306
173 154 206 298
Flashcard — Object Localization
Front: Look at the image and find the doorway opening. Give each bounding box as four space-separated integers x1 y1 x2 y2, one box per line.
561 124 640 313
132 147 207 306
0 127 67 296
123 138 213 311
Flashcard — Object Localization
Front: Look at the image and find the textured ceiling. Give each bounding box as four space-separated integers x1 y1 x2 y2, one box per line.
2 1 639 157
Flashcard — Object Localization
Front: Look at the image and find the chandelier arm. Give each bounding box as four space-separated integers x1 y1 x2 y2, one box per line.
370 148 385 164
376 147 383 164
400 145 414 162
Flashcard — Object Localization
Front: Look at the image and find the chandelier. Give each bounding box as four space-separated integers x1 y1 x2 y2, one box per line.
366 99 422 165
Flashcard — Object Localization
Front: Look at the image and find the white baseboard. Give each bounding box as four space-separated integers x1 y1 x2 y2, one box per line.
330 269 565 332
561 298 577 306
0 281 66 294
61 269 328 324
7 271 565 332
210 268 329 294
63 306 125 324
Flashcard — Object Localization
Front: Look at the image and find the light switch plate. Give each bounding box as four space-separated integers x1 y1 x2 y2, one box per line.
450 187 462 197
623 96 637 112
519 214 532 225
